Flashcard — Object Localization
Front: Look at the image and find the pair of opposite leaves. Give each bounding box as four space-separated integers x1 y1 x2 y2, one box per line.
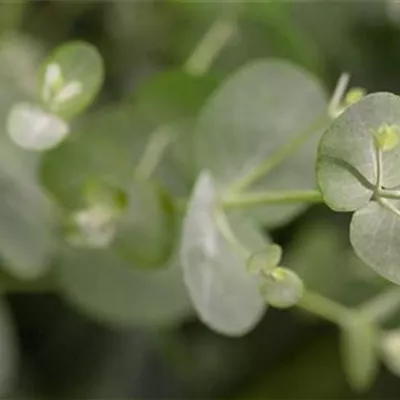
180 59 328 336
180 66 400 336
318 92 400 286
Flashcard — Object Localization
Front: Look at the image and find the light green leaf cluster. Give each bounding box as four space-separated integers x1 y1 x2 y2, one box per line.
0 39 58 280
38 66 219 326
7 41 104 151
317 93 400 285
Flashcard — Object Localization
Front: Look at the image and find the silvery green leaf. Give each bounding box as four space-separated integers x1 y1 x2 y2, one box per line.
350 201 400 285
317 93 400 211
180 171 268 336
195 60 327 227
7 102 69 151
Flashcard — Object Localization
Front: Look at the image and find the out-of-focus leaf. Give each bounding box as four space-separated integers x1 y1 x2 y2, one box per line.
114 179 176 267
0 164 57 279
57 248 192 327
0 79 57 279
180 171 267 336
40 105 154 210
195 60 328 227
340 315 379 392
38 41 104 120
133 69 219 125
0 299 16 397
7 102 69 150
133 69 220 197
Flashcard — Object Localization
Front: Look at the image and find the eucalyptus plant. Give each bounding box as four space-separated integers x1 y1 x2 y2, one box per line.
3 12 400 395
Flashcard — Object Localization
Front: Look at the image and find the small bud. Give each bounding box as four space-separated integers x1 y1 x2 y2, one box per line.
260 267 304 309
54 81 83 104
329 86 367 119
42 62 83 111
374 124 400 152
66 204 118 248
247 244 282 275
344 87 366 106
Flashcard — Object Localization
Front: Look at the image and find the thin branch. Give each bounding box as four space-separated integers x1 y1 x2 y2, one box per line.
184 18 237 76
222 190 324 208
227 115 329 194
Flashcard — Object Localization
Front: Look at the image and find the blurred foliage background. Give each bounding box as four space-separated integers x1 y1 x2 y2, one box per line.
3 0 400 398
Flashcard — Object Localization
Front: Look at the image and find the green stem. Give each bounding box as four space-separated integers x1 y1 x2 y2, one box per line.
379 197 400 219
184 18 237 76
134 126 175 180
228 115 329 194
358 286 400 323
328 72 350 117
223 190 324 208
375 146 383 194
378 188 400 200
297 290 352 326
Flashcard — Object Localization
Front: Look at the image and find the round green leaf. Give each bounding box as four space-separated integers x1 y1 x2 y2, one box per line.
350 201 400 285
317 92 400 212
180 171 269 336
195 59 328 227
38 41 104 120
40 105 154 210
260 267 304 309
340 315 379 393
57 248 192 328
7 102 69 150
114 179 176 267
